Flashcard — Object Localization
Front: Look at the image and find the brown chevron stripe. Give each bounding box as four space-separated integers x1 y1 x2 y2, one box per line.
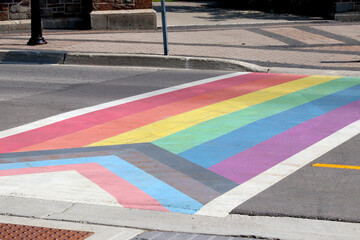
0 144 234 204
116 148 221 204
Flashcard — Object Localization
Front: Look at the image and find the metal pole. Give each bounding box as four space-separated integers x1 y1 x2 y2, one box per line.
27 0 47 45
160 0 169 55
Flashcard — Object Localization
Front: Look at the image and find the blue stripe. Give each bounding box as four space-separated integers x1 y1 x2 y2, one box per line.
179 83 360 168
0 155 202 214
101 156 203 213
154 76 355 154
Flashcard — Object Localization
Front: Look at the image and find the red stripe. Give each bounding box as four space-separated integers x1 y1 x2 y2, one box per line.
0 73 277 153
0 163 169 211
19 74 307 152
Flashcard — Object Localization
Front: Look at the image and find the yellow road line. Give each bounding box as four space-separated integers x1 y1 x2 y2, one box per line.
313 163 360 170
89 76 338 147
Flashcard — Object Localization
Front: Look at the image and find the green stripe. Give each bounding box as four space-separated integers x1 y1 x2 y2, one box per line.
153 77 360 154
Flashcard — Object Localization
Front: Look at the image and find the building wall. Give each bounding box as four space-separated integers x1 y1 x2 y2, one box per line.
40 0 88 19
335 0 360 12
0 0 30 21
0 0 151 21
92 0 151 11
2 0 356 23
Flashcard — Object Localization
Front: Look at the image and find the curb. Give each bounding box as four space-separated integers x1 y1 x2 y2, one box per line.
0 50 66 64
0 50 267 72
1 50 360 76
64 52 267 72
2 196 360 240
0 20 31 31
159 19 333 30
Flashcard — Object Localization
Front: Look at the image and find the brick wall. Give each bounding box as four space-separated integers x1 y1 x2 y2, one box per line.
0 0 151 21
335 0 360 12
336 0 360 2
135 0 151 9
92 0 151 11
0 0 31 21
40 0 90 19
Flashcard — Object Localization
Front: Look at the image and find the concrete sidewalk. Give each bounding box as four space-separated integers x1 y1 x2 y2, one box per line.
0 1 359 75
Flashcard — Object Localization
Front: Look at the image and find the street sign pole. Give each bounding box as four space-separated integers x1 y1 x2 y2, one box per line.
27 0 47 45
160 0 169 55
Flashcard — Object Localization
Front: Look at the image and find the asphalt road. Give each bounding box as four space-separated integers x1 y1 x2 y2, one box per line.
1 64 360 230
0 64 230 131
233 132 360 222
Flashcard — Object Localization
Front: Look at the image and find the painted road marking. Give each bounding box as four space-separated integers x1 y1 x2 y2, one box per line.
313 163 360 170
18 73 283 152
0 161 165 211
180 83 360 168
172 77 360 163
0 73 360 216
0 143 238 195
0 171 122 206
90 75 337 146
0 72 248 151
196 119 360 217
210 99 360 183
0 155 202 214
115 149 221 204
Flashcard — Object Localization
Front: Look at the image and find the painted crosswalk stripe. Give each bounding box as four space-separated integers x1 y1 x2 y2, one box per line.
179 81 360 167
158 76 358 156
17 73 288 152
196 118 360 217
0 72 359 216
0 72 249 153
0 156 203 214
210 99 360 183
91 75 336 146
0 163 169 211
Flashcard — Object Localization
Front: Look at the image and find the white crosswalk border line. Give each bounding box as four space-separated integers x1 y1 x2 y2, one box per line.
0 72 248 139
197 119 360 217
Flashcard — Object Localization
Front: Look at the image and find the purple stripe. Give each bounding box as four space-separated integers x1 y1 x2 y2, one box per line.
209 99 360 184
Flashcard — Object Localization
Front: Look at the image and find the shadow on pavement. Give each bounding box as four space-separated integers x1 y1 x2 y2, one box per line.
0 50 66 64
153 1 321 22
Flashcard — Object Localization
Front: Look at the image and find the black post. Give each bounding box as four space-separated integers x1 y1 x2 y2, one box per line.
27 0 47 45
160 0 169 55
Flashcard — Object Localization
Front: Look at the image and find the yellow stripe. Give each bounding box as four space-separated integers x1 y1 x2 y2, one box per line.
313 163 360 170
89 75 338 147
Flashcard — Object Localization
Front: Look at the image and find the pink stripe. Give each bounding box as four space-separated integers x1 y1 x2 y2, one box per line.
0 163 168 211
0 73 277 153
210 100 360 184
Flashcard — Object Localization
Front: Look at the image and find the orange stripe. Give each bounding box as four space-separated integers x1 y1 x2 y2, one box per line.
18 74 307 152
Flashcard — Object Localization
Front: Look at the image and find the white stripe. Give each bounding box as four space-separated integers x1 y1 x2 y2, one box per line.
0 72 248 139
0 171 124 207
196 119 360 217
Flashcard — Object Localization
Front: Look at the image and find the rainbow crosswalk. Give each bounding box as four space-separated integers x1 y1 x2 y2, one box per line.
0 72 359 215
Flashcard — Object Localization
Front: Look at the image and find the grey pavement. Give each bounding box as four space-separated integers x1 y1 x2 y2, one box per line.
1 64 360 240
1 2 360 239
234 133 360 223
153 1 322 27
2 197 360 239
0 1 359 75
0 64 225 131
0 65 276 240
